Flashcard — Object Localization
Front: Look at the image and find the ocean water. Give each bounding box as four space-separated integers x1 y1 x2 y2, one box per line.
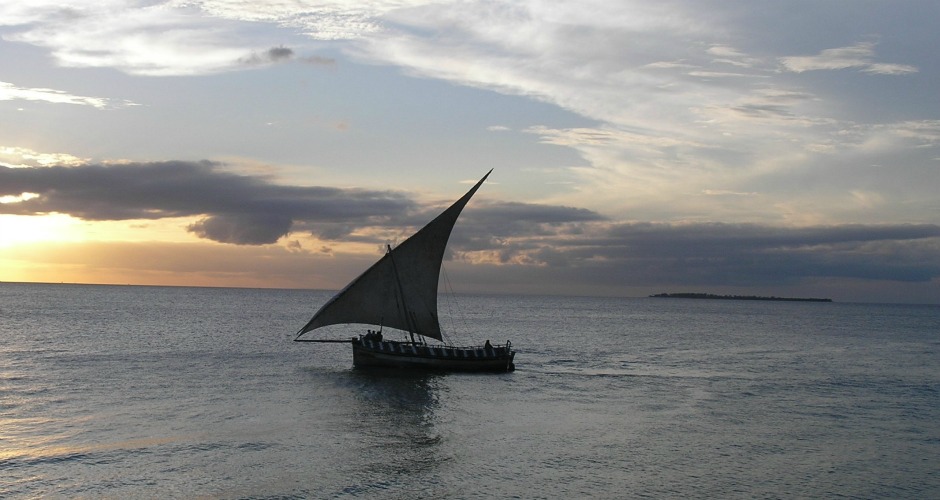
1 283 938 499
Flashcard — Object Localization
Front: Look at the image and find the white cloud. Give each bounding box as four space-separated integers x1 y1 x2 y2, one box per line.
177 0 426 40
883 120 940 146
707 44 762 68
0 81 126 108
0 192 39 204
1 2 275 75
644 60 697 70
707 45 745 58
779 41 918 75
862 63 918 75
702 190 757 197
0 146 88 168
687 70 766 79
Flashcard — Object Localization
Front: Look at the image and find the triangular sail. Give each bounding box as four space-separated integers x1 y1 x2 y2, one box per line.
297 170 491 341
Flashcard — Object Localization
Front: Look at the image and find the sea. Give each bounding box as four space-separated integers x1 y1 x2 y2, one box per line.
1 282 938 499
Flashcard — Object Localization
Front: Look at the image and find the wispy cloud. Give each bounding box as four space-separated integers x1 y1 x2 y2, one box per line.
0 2 298 76
302 3 930 225
0 81 133 108
183 0 396 40
779 41 918 75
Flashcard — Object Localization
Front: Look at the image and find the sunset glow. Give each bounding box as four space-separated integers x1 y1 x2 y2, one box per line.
0 214 83 248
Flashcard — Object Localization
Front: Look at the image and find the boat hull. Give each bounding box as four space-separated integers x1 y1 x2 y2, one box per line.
352 339 515 372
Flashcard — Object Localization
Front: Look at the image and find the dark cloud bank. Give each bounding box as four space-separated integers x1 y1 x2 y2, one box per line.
3 161 938 292
1 161 413 244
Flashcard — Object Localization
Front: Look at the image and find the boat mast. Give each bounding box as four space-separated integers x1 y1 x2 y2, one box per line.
387 244 418 344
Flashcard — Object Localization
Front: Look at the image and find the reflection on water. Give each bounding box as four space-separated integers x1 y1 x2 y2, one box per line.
297 367 446 496
351 370 445 472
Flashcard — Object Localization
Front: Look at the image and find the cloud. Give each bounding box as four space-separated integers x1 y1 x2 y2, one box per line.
307 3 933 224
446 201 606 258
2 3 935 203
0 146 88 168
0 81 135 108
702 190 757 197
881 120 940 146
2 160 938 297
185 0 393 40
0 1 383 75
862 63 920 76
0 2 309 76
240 46 294 66
456 220 940 289
779 42 918 75
188 214 294 245
0 161 416 244
0 161 604 248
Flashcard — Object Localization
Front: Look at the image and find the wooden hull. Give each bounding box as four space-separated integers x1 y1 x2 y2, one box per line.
352 339 515 372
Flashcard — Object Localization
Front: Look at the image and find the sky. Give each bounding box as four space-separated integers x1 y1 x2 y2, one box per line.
1 0 939 304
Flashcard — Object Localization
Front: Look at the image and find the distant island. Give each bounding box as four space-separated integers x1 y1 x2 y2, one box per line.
650 293 832 303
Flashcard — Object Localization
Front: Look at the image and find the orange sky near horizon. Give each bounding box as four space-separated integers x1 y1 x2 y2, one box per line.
0 213 324 288
0 212 494 292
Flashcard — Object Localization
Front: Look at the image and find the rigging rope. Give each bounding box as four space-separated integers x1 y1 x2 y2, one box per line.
440 263 470 347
